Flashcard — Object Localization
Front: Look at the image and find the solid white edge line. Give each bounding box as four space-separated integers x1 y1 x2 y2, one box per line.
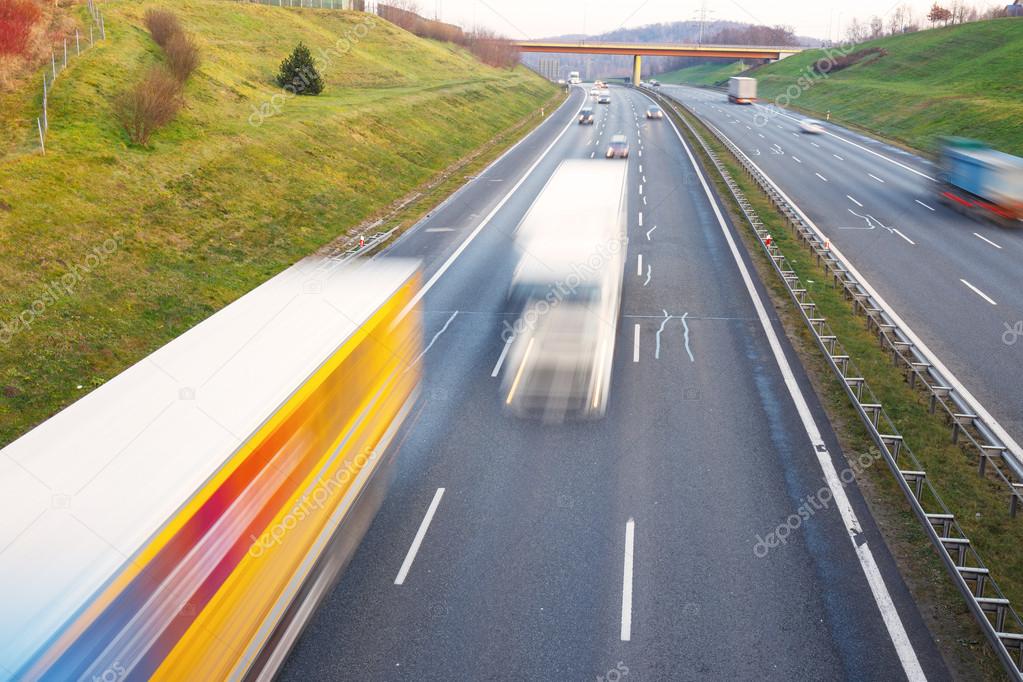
491 335 514 377
621 517 635 642
960 279 998 305
644 89 927 681
398 89 586 320
694 110 1023 468
394 487 445 585
633 324 640 363
973 232 1002 249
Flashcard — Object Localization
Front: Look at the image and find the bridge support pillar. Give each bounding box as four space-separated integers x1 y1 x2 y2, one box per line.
632 54 641 85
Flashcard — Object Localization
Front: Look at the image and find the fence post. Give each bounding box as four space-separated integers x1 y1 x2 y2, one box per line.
37 118 45 154
100 13 106 40
51 52 56 79
63 39 67 69
90 25 94 46
76 29 80 55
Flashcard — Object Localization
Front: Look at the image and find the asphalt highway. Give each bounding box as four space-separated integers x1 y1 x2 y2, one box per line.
279 85 949 680
661 84 1023 455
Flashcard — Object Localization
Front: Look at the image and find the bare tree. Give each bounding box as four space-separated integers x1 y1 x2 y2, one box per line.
845 17 868 42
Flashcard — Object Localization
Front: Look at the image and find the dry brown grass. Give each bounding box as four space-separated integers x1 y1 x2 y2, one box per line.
144 8 181 49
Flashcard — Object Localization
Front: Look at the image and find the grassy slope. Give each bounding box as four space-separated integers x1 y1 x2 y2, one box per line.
0 0 553 446
752 19 1023 155
655 59 745 86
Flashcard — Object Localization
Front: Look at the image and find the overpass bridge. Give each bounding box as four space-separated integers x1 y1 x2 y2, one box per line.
513 40 802 84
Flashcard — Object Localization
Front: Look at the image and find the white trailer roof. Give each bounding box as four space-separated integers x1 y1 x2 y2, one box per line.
514 160 629 280
0 258 417 674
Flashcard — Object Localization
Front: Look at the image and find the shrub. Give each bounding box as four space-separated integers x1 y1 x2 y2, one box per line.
275 42 324 95
813 47 888 75
115 67 183 145
164 31 200 82
0 0 42 56
144 8 182 48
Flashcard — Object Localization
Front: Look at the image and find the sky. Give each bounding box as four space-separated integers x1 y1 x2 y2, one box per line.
419 0 994 41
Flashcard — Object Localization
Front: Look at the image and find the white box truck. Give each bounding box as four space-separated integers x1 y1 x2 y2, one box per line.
728 76 756 104
502 160 628 421
568 70 581 84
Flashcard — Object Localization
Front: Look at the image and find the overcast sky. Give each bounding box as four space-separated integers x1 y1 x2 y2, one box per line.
421 0 985 41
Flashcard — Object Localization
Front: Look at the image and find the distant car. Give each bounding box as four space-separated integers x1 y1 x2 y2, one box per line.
578 108 595 125
651 80 661 87
800 118 824 134
598 95 611 104
645 106 663 119
557 79 566 85
606 134 629 158
590 87 599 96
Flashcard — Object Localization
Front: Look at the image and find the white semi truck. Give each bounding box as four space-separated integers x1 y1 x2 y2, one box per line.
502 160 629 421
728 76 757 104
568 70 581 84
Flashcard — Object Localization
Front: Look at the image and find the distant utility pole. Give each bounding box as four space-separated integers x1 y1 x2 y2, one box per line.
694 1 714 45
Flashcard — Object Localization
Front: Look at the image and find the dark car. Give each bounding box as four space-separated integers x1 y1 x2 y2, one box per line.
578 108 595 125
606 134 629 158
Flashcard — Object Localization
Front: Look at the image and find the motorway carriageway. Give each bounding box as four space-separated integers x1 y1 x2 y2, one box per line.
279 85 949 680
661 84 1023 460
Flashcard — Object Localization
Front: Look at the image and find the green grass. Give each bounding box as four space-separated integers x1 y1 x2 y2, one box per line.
655 59 746 86
751 19 1023 155
669 100 1022 675
0 0 554 446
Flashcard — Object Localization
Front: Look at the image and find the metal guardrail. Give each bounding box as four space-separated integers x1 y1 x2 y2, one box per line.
643 88 1023 680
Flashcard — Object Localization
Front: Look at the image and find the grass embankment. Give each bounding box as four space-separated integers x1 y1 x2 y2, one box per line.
655 59 746 86
752 18 1023 155
0 0 556 446
668 100 1022 678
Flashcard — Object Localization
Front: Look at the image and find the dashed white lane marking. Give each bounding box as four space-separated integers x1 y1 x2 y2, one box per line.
633 325 641 363
638 211 643 227
638 184 643 195
408 311 458 368
792 156 802 164
847 195 863 207
833 154 844 161
394 487 445 585
491 335 514 377
815 172 828 182
892 228 916 245
643 196 648 205
758 133 765 138
637 254 643 276
424 227 454 233
642 175 647 183
591 152 595 158
973 232 1003 249
811 142 820 148
961 279 997 305
645 225 657 240
638 150 642 157
621 518 635 642
868 173 885 183
915 199 935 211
638 164 643 173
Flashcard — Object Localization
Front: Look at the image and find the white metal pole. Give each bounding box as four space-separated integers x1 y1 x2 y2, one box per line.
37 118 45 154
52 52 56 78
63 39 67 68
76 29 80 55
